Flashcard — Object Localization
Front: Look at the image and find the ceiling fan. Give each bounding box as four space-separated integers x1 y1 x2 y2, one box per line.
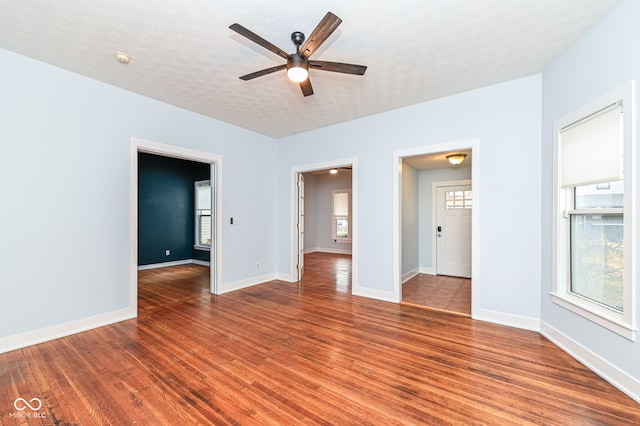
229 12 367 97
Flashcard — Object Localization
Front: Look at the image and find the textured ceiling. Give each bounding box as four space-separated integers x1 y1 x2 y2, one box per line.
0 0 621 138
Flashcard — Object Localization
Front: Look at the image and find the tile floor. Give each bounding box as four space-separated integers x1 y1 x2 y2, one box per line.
402 274 471 316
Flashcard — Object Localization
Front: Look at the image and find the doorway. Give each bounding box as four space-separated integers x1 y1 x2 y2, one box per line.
402 179 472 315
137 153 211 268
130 137 222 316
392 140 480 317
291 159 357 290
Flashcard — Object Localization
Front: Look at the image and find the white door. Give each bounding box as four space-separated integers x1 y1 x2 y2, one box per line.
296 173 305 281
436 185 472 278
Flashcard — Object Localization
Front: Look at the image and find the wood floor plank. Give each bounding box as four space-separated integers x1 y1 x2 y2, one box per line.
1 255 639 424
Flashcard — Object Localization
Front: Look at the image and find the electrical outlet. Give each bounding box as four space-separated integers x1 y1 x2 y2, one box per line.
165 249 170 256
256 262 259 270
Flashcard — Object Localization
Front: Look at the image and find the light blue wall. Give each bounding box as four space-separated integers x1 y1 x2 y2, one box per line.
0 49 278 338
402 163 419 275
418 166 472 272
541 0 640 380
278 74 542 319
302 174 318 251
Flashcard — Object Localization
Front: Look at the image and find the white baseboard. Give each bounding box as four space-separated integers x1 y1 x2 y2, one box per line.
275 272 295 282
304 247 352 255
0 307 136 355
473 308 540 331
419 266 436 275
402 268 419 284
540 322 640 404
352 286 399 303
219 273 278 294
138 259 210 270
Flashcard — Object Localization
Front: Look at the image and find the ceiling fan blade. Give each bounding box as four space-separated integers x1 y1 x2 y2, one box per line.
309 61 367 75
299 78 314 97
229 23 289 60
299 12 342 59
239 64 287 81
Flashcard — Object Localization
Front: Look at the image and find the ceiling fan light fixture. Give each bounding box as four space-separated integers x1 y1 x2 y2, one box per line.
287 55 308 82
446 154 467 165
287 66 308 83
230 12 366 96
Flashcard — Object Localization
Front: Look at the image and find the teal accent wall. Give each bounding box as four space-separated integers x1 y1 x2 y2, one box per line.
138 153 210 266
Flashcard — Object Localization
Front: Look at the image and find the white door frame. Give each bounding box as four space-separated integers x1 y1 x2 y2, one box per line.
290 158 358 289
130 137 223 316
433 180 472 277
392 139 480 318
296 172 305 281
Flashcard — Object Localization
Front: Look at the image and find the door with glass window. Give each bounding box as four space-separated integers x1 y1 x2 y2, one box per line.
436 185 472 278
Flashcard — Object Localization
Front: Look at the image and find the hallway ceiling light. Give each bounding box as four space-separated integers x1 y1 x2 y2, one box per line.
114 51 131 64
329 169 338 174
446 154 466 165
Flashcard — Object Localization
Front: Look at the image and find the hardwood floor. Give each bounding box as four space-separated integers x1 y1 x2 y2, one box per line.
1 253 639 424
137 264 211 314
402 274 471 316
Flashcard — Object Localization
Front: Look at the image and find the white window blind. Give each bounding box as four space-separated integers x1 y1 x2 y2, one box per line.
560 102 623 188
333 192 349 216
196 184 211 210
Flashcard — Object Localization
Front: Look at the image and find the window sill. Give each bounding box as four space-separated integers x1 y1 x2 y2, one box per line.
551 292 636 341
193 245 211 252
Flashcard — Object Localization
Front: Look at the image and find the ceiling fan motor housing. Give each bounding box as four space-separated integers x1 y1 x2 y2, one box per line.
287 54 307 71
291 31 305 46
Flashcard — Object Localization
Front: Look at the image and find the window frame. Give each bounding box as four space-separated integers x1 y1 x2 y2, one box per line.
332 189 352 243
551 81 636 341
194 180 211 251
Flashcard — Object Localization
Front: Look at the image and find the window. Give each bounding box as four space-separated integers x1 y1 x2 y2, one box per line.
332 189 351 243
552 82 636 340
195 180 211 250
445 190 472 209
570 181 623 311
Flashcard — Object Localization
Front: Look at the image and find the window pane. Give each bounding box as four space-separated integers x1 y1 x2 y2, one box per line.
575 180 623 209
570 214 624 311
199 215 211 245
445 190 472 209
336 219 348 238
